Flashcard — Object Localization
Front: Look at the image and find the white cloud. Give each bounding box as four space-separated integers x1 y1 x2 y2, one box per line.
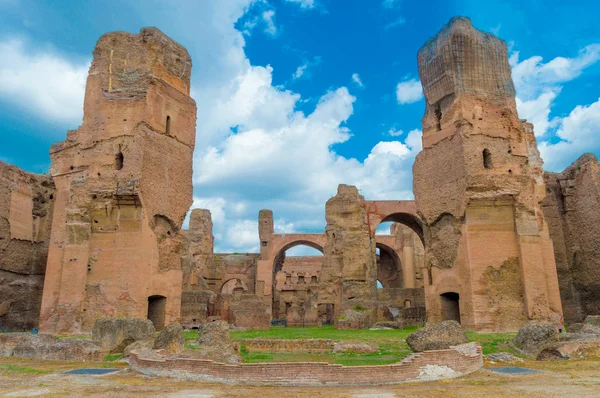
384 17 406 30
0 0 423 253
387 127 403 137
293 63 308 79
351 73 364 88
285 0 315 9
292 56 321 80
396 78 423 104
0 38 88 126
381 0 400 8
226 219 259 253
510 44 600 137
262 10 277 36
539 98 600 171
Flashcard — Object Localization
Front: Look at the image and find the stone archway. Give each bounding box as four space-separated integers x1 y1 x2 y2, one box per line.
376 242 404 288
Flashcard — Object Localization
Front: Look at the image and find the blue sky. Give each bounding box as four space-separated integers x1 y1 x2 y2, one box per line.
1 0 599 253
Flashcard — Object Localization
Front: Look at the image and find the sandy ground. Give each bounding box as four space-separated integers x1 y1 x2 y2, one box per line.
1 357 599 397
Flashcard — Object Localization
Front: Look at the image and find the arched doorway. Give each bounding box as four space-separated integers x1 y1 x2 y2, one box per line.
221 278 248 295
440 292 461 323
147 295 166 331
374 216 425 289
376 243 403 288
271 241 324 325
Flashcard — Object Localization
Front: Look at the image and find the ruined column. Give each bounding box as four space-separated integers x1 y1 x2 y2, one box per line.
255 209 275 312
318 184 377 326
413 17 563 331
180 209 216 327
39 28 197 333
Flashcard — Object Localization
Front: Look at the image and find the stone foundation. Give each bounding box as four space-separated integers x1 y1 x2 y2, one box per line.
128 343 483 386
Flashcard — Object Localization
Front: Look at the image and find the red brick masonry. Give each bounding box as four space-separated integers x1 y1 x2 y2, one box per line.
128 343 483 386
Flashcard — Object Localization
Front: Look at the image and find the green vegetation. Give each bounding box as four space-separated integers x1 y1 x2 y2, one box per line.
237 325 417 366
0 364 51 374
182 325 521 366
465 331 518 356
103 353 122 362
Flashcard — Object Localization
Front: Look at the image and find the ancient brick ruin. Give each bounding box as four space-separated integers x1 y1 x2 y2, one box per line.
1 18 599 335
413 17 563 331
542 154 600 323
0 162 54 330
38 27 197 333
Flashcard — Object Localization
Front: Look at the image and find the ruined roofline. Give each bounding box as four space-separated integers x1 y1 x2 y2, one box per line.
555 153 599 175
92 26 193 94
0 160 50 179
418 16 508 60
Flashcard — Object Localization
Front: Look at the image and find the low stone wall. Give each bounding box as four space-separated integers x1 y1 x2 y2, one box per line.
128 343 483 386
244 339 334 352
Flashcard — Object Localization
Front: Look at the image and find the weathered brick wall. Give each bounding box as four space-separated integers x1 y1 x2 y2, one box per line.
0 162 55 331
243 339 334 353
129 344 483 386
542 154 600 323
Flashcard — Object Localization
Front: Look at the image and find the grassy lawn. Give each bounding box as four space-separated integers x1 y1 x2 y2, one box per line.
183 325 519 366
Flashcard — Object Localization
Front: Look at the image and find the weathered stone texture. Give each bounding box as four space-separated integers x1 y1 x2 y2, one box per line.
542 154 600 323
91 318 155 353
0 162 55 331
39 27 196 333
194 320 241 363
406 320 468 352
514 321 559 353
413 17 563 331
153 322 184 353
318 185 377 324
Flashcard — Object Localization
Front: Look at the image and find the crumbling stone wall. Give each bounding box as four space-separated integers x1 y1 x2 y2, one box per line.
39 28 196 333
0 162 55 330
180 209 217 327
317 185 377 324
274 256 321 325
542 154 600 323
413 17 563 331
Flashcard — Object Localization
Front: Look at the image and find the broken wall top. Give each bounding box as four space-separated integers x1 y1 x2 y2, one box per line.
92 27 192 96
418 17 515 109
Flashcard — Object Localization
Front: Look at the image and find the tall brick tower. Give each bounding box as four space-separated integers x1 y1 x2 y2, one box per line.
413 17 563 331
39 28 197 333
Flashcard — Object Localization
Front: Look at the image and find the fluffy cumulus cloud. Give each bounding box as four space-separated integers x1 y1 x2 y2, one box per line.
539 98 600 171
396 78 423 104
510 44 600 171
0 0 422 253
510 44 600 137
0 38 89 126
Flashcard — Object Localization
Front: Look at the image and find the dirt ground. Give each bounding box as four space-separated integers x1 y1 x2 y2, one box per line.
1 357 599 397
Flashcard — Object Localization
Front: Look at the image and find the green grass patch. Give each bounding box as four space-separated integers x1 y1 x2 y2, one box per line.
466 331 517 355
0 364 51 374
184 324 521 365
103 353 122 362
230 325 420 341
232 325 417 366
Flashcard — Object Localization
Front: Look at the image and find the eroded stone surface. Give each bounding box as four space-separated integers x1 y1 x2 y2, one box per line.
542 155 600 323
39 27 196 334
0 162 55 331
92 318 155 353
514 321 559 353
414 16 563 331
406 320 468 352
153 322 184 353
